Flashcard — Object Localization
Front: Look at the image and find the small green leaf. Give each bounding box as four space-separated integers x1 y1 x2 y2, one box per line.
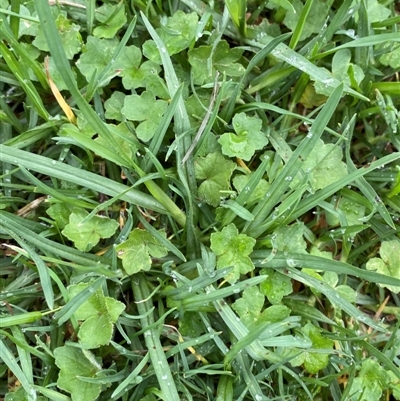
348 359 390 401
179 312 204 337
61 208 119 252
68 282 125 348
33 13 82 59
93 2 127 38
292 139 348 191
46 202 72 229
116 228 168 275
156 10 198 55
188 40 245 85
289 323 334 374
54 345 102 401
380 44 400 69
76 36 120 84
210 223 256 283
325 196 366 226
274 222 307 254
232 286 265 327
315 50 364 96
260 269 293 304
122 91 168 141
365 0 391 23
17 5 39 37
219 112 268 161
195 152 236 207
104 91 125 121
232 174 270 204
366 240 400 293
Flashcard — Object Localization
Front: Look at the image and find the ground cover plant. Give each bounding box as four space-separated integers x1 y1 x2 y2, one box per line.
1 0 400 400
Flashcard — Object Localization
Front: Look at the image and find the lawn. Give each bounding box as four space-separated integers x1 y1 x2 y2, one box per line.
1 0 400 400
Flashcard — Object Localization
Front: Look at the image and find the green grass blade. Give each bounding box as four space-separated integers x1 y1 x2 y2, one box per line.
288 0 313 49
132 274 180 400
33 0 121 150
252 251 400 288
245 83 344 238
0 145 167 213
3 226 54 309
0 339 37 401
285 152 400 225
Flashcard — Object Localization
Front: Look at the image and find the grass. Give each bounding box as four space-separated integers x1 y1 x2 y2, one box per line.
1 0 400 400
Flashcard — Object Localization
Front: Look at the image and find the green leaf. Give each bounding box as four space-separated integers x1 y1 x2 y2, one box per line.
116 228 168 275
179 312 204 337
17 5 39 38
366 240 400 294
47 56 77 91
156 10 198 55
292 139 348 191
188 40 245 85
380 44 400 69
348 359 390 401
68 282 125 348
219 112 268 161
61 208 119 252
122 91 168 141
274 222 307 254
104 91 125 121
325 196 366 227
46 202 72 229
195 152 236 207
260 269 293 304
232 286 265 327
232 174 270 205
54 345 102 401
33 13 82 59
259 304 291 323
365 0 391 23
93 2 127 38
76 36 120 84
315 50 364 96
289 323 334 374
114 45 143 89
388 371 400 400
210 223 256 284
283 0 331 41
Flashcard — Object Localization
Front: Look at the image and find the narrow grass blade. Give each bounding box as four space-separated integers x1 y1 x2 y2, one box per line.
0 18 49 89
33 0 121 150
285 152 400 225
0 145 166 213
0 339 37 401
3 226 54 309
283 267 386 332
132 274 180 400
288 0 313 49
252 251 400 288
0 41 49 120
344 116 395 228
245 84 344 238
317 33 400 58
0 211 108 267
